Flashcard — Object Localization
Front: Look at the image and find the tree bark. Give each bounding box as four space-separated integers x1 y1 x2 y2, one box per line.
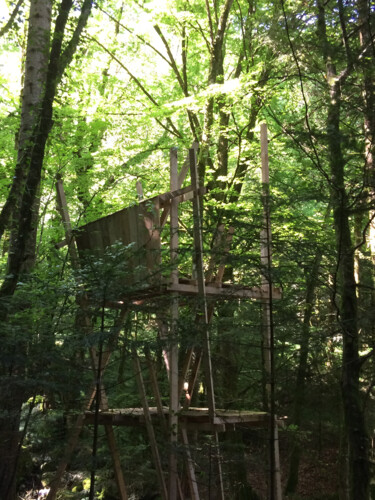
0 1 93 497
0 0 52 243
317 2 370 498
357 0 375 334
0 1 52 497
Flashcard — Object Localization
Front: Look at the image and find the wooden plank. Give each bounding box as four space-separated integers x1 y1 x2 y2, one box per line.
54 184 206 249
84 408 275 428
166 282 282 300
151 197 162 283
128 204 142 285
140 198 161 283
159 185 207 208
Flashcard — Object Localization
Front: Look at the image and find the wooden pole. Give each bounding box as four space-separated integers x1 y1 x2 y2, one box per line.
260 123 282 500
144 346 169 435
48 181 128 500
160 141 199 228
181 426 200 500
169 147 180 499
55 179 80 267
136 180 144 201
189 148 224 500
132 347 168 500
189 148 215 415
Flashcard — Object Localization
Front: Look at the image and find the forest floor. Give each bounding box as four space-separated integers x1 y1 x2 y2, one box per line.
18 428 344 499
245 431 340 499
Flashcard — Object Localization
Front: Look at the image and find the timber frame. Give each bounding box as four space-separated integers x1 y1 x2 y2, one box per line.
47 125 282 500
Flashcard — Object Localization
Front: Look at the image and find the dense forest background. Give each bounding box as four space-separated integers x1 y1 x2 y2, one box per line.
0 0 374 498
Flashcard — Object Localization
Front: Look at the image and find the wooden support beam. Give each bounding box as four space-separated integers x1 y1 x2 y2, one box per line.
189 148 224 500
260 123 282 500
56 179 80 267
145 346 168 435
189 148 215 416
136 180 144 201
84 407 276 429
181 425 200 500
132 348 168 500
159 184 206 208
166 282 282 300
47 385 98 500
182 350 202 411
160 141 199 227
105 425 128 500
49 181 129 500
169 147 180 500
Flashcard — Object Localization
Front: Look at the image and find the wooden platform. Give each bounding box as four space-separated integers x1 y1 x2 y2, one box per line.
101 278 282 307
84 406 276 432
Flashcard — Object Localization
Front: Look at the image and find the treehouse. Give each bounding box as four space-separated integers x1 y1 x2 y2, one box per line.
48 130 282 500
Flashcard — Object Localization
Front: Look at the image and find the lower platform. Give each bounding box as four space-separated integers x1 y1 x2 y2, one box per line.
84 406 278 432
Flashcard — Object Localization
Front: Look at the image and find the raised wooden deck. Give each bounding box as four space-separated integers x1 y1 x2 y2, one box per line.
84 406 276 432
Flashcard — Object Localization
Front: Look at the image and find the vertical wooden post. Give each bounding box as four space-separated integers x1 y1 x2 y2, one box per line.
189 148 215 415
260 123 282 500
181 426 200 500
48 181 128 500
55 179 80 267
260 124 272 407
169 147 180 499
145 346 168 435
136 180 144 201
190 148 224 500
132 348 168 500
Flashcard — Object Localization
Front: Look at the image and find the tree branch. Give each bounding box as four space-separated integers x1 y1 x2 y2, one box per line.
0 0 24 38
205 0 215 44
57 0 93 83
153 24 186 95
94 2 171 66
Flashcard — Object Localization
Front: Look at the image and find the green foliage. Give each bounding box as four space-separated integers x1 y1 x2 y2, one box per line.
0 0 374 497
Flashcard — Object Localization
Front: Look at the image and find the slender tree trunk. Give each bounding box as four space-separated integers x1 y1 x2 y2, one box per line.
357 0 375 333
285 249 323 494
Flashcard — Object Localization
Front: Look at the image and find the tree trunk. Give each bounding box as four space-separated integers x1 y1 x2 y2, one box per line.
317 2 370 498
0 1 51 497
357 0 375 336
0 1 93 497
285 249 323 494
0 0 52 242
